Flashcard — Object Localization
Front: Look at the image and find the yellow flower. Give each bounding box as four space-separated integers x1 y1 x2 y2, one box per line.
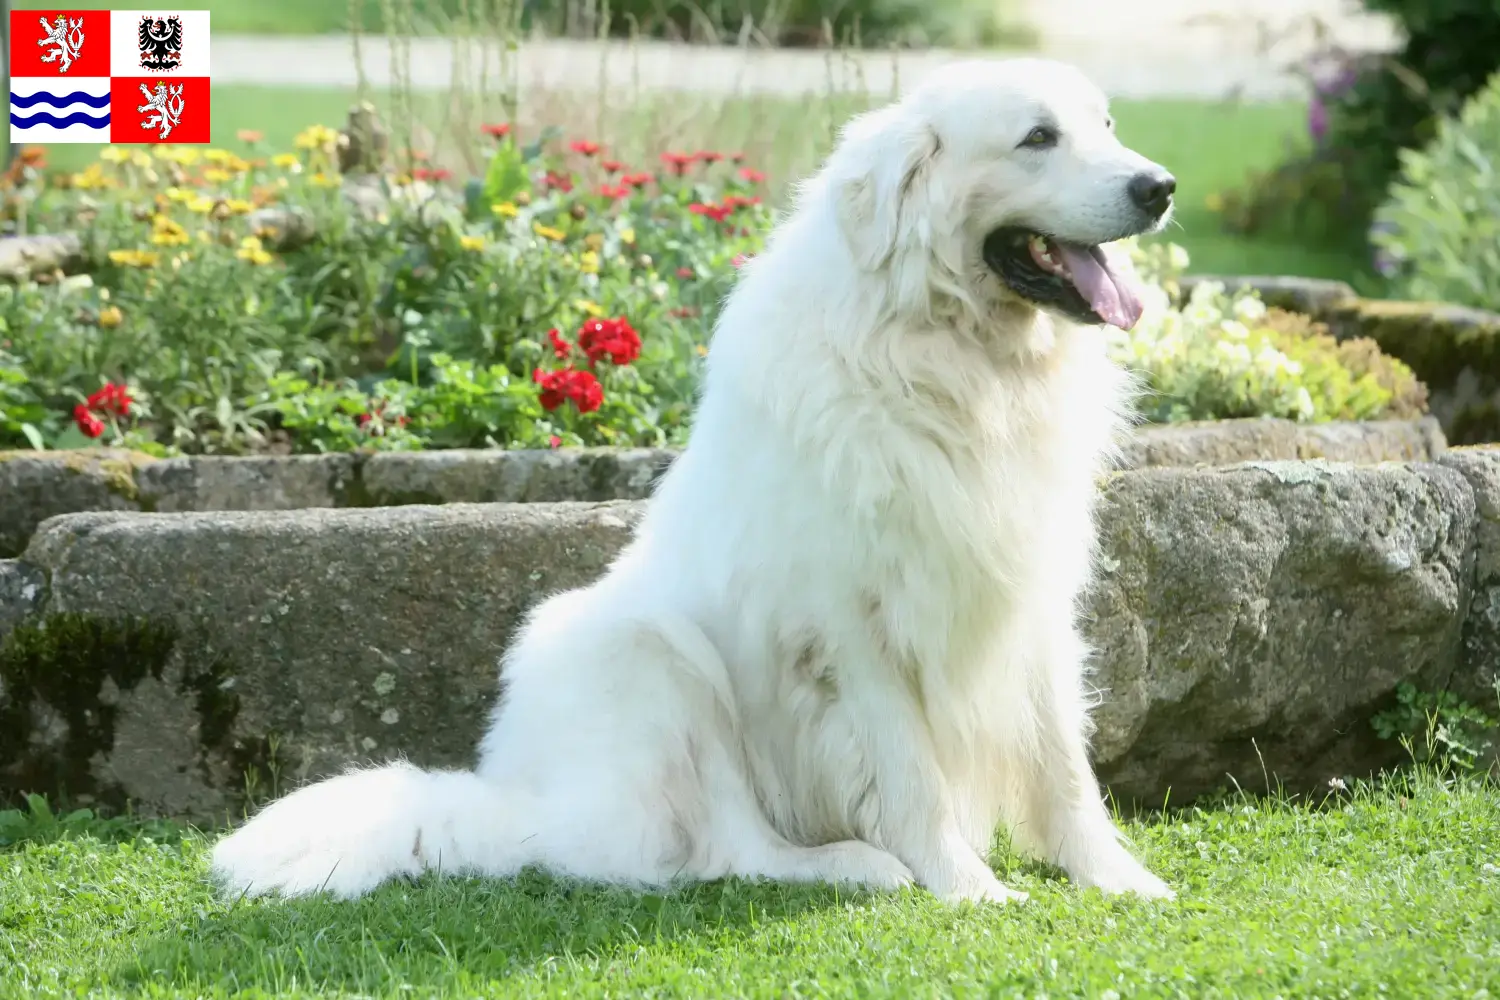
460 235 486 251
152 147 200 166
71 163 115 190
492 201 518 218
186 196 214 214
165 186 194 203
205 149 233 164
294 124 338 150
310 172 339 188
573 299 604 317
579 251 600 274
149 215 190 246
1204 192 1225 212
99 146 129 164
203 168 232 184
584 233 604 252
108 249 160 268
619 227 636 245
97 305 123 328
130 150 151 168
223 199 254 215
533 223 566 242
695 344 709 357
271 153 300 170
235 236 274 266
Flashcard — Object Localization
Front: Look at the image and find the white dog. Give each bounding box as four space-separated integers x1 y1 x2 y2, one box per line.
211 57 1177 905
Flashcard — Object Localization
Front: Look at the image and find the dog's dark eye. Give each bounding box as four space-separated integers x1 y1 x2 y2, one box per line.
1105 117 1115 131
1020 126 1057 149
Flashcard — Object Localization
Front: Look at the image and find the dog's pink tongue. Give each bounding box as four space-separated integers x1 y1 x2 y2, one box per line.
1055 242 1145 330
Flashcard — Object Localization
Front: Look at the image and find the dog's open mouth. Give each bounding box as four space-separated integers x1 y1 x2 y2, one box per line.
982 227 1146 330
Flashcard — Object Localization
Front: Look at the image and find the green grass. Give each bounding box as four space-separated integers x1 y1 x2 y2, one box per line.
9 0 455 35
10 81 1366 285
4 771 1498 998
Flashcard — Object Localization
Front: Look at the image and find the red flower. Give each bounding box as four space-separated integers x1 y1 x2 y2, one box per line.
73 403 105 439
660 152 694 176
597 183 630 199
676 266 695 279
621 172 652 189
86 382 133 417
737 167 765 184
412 167 453 182
547 327 572 359
721 194 761 211
533 367 605 413
733 253 752 269
481 123 511 138
570 140 602 157
689 202 733 223
695 150 724 164
577 316 642 366
542 170 574 193
601 159 624 174
548 434 562 449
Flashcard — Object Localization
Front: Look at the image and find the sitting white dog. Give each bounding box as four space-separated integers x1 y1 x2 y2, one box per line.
212 56 1176 905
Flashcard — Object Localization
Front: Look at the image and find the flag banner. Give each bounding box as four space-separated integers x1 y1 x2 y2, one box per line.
10 9 211 145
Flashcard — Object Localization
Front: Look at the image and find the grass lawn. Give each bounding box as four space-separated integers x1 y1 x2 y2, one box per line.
3 770 1497 998
9 0 451 35
9 81 1367 285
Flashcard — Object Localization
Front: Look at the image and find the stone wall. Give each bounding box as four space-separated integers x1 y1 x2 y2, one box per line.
0 416 1446 557
2 449 1496 823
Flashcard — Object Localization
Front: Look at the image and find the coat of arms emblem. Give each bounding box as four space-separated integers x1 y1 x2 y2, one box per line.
137 15 184 72
138 81 186 140
37 15 86 74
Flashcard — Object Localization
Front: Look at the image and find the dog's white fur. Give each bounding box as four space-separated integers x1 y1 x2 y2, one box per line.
211 57 1175 904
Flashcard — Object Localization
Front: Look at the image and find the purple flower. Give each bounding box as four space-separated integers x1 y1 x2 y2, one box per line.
1308 97 1329 144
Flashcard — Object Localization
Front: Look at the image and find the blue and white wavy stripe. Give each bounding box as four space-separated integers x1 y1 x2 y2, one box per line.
10 89 110 131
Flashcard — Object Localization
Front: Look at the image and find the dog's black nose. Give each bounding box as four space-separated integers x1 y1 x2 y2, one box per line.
1128 171 1176 216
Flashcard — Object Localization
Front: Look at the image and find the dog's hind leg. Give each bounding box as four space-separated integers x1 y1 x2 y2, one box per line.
1009 627 1174 899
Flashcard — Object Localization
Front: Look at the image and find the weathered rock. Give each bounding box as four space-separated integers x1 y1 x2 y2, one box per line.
0 560 44 637
2 503 639 820
0 460 1484 819
1088 461 1474 805
135 454 359 512
1116 416 1444 469
360 448 673 504
0 424 1446 556
1438 446 1500 707
0 232 86 283
1178 274 1359 315
0 450 150 558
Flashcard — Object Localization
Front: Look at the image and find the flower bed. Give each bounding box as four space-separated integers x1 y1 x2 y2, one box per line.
0 112 1430 457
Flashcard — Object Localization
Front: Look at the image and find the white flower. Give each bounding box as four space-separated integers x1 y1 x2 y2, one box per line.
1233 294 1268 323
1168 244 1191 272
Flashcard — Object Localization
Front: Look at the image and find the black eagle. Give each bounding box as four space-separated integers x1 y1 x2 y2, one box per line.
138 15 184 72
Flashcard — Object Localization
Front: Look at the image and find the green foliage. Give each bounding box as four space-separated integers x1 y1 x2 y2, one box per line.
0 128 760 454
1111 241 1427 423
1372 681 1500 773
1219 0 1500 255
1372 70 1500 309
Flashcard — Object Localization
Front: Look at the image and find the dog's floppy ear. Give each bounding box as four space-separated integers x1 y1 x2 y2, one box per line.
832 108 940 272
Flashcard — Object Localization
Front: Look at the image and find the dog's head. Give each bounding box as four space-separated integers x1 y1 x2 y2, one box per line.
829 58 1173 331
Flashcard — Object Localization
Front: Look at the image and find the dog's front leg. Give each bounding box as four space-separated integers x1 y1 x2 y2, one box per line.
849 671 1027 905
1012 627 1174 899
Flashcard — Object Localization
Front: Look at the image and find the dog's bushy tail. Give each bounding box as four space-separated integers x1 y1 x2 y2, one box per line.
210 760 532 899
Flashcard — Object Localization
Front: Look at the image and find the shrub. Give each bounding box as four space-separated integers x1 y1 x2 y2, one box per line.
0 127 763 454
1217 0 1500 257
1110 241 1427 423
1371 69 1500 308
0 127 1426 457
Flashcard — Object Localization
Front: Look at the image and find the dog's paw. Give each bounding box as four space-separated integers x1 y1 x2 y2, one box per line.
816 840 916 891
926 856 1029 905
1074 858 1175 900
